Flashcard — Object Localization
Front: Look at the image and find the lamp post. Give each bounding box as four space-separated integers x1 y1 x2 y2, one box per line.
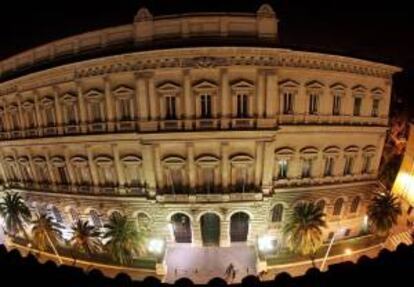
320 227 345 271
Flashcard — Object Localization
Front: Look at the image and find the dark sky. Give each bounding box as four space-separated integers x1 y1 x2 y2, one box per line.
0 0 413 115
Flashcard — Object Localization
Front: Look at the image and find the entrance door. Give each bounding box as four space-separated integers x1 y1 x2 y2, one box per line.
230 212 249 242
171 213 192 243
200 213 220 246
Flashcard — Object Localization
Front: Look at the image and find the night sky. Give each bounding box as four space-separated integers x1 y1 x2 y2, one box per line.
0 0 412 116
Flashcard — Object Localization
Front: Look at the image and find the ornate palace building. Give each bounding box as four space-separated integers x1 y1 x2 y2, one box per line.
0 4 401 270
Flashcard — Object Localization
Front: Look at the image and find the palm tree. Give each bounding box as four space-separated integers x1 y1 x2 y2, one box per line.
70 219 101 257
102 213 146 265
283 202 327 267
0 192 31 241
368 190 402 237
31 213 63 263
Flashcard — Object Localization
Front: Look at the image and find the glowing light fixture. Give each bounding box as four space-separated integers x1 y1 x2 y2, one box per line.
344 248 352 255
148 238 165 254
258 235 274 252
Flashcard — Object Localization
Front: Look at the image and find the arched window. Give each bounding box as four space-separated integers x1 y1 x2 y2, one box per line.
137 213 151 229
271 204 284 222
316 199 326 212
350 196 361 213
89 210 102 228
333 198 344 216
111 211 122 220
51 206 63 223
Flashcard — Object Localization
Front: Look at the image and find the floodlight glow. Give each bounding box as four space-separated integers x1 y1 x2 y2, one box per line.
148 238 164 254
344 248 352 255
258 235 274 252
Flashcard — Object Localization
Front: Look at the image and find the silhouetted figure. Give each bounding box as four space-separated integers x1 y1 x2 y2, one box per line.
175 277 194 287
207 277 228 287
241 275 260 287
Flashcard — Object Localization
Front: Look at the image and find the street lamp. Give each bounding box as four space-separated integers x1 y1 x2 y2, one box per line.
148 238 165 255
320 227 346 271
258 235 275 253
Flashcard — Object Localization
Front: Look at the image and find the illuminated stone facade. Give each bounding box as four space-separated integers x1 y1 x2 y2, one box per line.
0 5 401 251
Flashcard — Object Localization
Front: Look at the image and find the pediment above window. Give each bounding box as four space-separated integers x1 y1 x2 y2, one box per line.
193 80 218 93
60 92 77 104
305 80 324 90
330 83 347 96
94 155 114 166
352 85 367 96
32 156 46 165
279 79 300 88
84 88 104 102
323 145 341 154
300 146 319 159
0 106 4 114
17 156 29 165
195 154 220 167
50 156 66 167
157 81 181 95
70 155 88 166
162 155 186 168
230 79 255 91
3 156 15 162
8 104 18 113
371 87 384 97
40 96 54 107
22 100 34 110
344 145 359 153
121 154 142 165
363 145 376 153
275 147 295 160
230 153 254 165
113 85 134 99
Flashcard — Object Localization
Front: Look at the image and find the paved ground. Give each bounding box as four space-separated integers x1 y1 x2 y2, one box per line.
164 243 257 284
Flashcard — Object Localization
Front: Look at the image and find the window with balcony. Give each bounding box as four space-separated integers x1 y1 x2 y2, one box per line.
11 112 20 130
353 97 362 116
91 102 103 123
333 95 341 115
200 94 212 119
64 104 77 125
301 158 313 178
57 166 69 185
44 107 56 127
0 115 4 132
371 99 380 117
236 94 249 118
201 167 215 193
165 96 177 120
343 156 354 176
309 93 319 114
283 92 294 114
361 155 372 174
278 159 288 179
324 157 334 177
118 98 132 121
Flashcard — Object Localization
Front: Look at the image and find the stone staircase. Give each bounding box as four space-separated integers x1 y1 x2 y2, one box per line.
384 231 413 250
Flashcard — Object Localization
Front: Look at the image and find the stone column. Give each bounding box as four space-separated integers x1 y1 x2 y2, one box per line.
44 152 57 185
0 154 8 185
221 142 230 188
183 69 193 130
16 94 25 131
220 69 230 128
262 140 275 193
334 152 345 176
153 144 163 188
254 141 264 186
382 82 392 118
142 143 157 197
288 156 302 179
1 102 11 132
104 76 115 132
147 74 157 121
322 85 331 116
192 218 202 247
112 144 125 192
63 146 75 186
220 219 230 247
86 146 99 188
187 143 196 188
373 134 386 175
256 70 265 118
135 73 148 121
314 153 325 178
26 152 39 184
76 81 88 133
53 86 64 134
265 71 277 117
296 85 307 117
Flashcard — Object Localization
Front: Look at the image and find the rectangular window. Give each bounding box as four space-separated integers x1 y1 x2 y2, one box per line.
237 94 249 118
91 102 103 122
344 157 354 175
57 166 68 185
45 107 55 127
362 156 372 174
353 97 362 116
26 111 36 128
0 115 4 131
333 95 341 115
119 99 132 121
371 99 380 117
165 96 177 120
65 105 77 125
11 113 20 129
324 157 334 177
278 159 288 179
302 159 312 178
200 94 212 119
309 93 319 114
201 168 215 193
283 92 293 114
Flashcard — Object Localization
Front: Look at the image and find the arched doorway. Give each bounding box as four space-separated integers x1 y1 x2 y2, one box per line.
200 213 220 246
230 212 249 242
171 213 192 243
